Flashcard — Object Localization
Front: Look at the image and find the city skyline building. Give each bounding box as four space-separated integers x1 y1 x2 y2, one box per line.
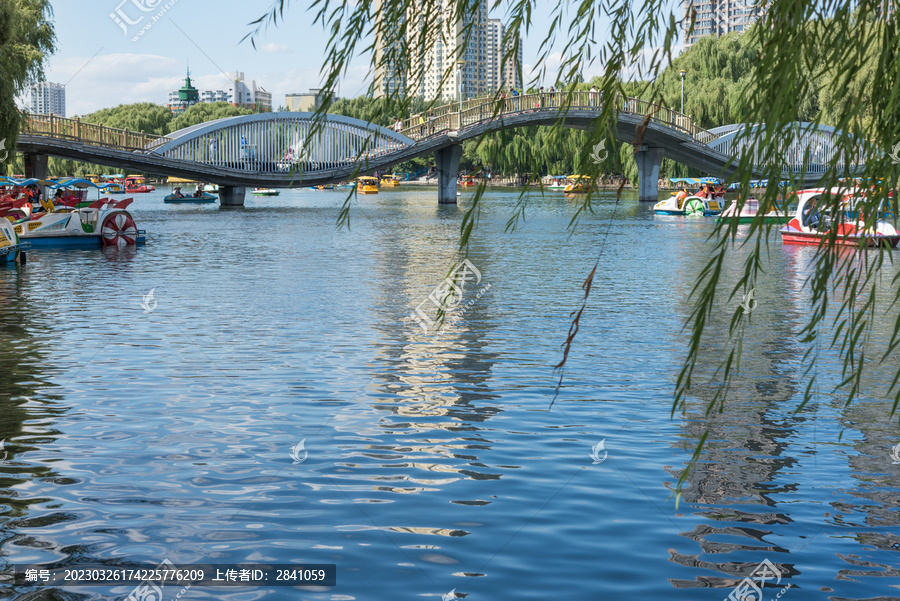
285 88 335 112
683 0 765 49
486 19 522 91
374 1 520 102
30 81 66 116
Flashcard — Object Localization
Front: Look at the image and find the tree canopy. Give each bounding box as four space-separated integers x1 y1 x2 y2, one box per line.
0 0 55 162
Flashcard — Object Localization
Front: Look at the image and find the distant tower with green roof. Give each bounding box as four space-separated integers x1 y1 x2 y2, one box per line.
168 65 200 114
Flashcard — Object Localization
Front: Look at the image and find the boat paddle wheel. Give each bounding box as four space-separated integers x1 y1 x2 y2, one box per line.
101 212 139 246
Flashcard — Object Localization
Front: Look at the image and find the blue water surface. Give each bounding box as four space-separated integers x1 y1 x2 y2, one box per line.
0 186 898 601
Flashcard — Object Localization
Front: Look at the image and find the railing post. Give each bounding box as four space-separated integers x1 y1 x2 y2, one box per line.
49 114 55 137
75 117 81 140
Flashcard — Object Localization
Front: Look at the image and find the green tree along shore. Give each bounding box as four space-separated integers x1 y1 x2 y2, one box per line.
0 0 54 157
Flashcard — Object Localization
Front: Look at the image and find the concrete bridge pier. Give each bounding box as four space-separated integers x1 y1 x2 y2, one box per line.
24 154 49 198
635 146 664 202
435 144 462 204
219 186 246 207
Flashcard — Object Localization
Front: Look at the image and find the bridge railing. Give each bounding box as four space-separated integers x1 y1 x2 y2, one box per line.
21 113 171 152
400 91 717 143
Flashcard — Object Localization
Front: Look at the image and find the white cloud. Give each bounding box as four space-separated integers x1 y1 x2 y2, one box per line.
259 42 292 54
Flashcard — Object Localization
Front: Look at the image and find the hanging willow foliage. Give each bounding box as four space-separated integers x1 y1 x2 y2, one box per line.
0 0 55 165
247 0 900 495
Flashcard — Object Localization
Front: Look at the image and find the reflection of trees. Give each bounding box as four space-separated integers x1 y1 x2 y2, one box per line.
665 229 808 590
0 267 64 521
666 234 900 593
829 399 900 583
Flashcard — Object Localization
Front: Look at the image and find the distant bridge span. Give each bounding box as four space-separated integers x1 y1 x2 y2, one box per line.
15 91 865 205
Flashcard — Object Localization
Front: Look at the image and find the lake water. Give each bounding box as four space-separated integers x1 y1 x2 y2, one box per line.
1 186 898 601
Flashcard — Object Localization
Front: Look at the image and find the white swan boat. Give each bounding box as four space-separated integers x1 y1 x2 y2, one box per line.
653 194 726 216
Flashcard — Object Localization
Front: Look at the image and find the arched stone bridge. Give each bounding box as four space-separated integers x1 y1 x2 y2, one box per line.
15 92 868 205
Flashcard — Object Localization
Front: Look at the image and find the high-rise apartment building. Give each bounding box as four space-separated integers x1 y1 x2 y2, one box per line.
373 0 408 98
486 19 522 91
30 82 66 116
683 0 765 49
408 0 488 102
374 0 518 101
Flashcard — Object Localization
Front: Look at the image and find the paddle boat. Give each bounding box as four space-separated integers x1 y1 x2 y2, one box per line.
11 197 145 247
106 181 126 194
564 175 593 193
653 192 727 216
0 217 26 264
380 175 399 187
202 183 219 194
460 175 477 187
124 175 155 193
357 177 379 194
780 188 900 247
164 186 216 203
251 188 280 196
547 175 568 190
717 196 789 224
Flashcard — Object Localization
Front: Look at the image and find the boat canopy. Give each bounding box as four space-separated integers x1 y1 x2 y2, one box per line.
358 176 378 182
567 175 592 179
0 176 56 187
51 178 117 189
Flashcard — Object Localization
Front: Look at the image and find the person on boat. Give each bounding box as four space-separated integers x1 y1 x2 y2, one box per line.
675 188 688 209
173 187 185 199
194 186 204 198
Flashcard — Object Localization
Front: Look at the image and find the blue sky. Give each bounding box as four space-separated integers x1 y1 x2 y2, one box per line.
37 0 681 117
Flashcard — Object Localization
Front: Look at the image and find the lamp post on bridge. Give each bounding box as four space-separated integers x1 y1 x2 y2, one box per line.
680 69 686 114
457 59 466 125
